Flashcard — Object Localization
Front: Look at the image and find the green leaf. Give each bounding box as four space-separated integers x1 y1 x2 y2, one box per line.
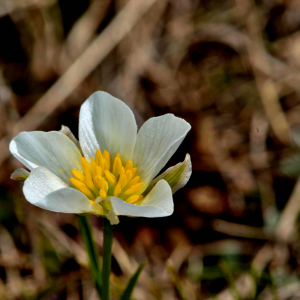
120 261 146 300
78 216 102 298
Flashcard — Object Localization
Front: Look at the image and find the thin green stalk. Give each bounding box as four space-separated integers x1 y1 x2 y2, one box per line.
78 216 102 298
101 218 114 300
120 261 146 300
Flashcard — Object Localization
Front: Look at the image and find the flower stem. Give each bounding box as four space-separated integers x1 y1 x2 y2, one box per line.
101 218 114 300
78 216 102 298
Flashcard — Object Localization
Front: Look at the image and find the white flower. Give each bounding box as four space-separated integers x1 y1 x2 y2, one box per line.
9 92 191 224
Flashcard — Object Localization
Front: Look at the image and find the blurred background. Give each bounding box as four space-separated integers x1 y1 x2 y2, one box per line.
1 0 300 299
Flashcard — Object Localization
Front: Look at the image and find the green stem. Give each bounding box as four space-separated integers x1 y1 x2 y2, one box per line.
78 216 102 298
101 218 114 300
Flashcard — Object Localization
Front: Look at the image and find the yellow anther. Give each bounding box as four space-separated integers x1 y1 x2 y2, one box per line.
94 175 102 188
131 168 137 177
138 195 143 201
90 158 96 177
128 176 140 187
126 170 132 182
72 170 85 182
95 176 108 192
126 195 140 204
99 189 107 198
70 178 95 200
102 179 108 192
96 166 103 177
119 166 125 177
95 149 103 165
72 149 144 204
104 170 116 184
99 158 107 170
114 184 121 196
124 182 143 195
113 156 122 177
85 174 96 191
118 174 127 188
81 157 92 177
125 160 133 171
103 150 110 170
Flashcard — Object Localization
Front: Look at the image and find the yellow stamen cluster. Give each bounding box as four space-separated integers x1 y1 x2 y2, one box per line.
70 150 143 205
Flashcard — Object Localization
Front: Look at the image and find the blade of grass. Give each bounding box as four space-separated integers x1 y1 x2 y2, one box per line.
101 218 114 300
219 260 241 300
167 260 189 300
120 261 146 300
78 216 102 298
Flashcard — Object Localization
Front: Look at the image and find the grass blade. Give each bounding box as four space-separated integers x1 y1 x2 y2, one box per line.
78 216 102 298
101 218 114 300
120 261 146 300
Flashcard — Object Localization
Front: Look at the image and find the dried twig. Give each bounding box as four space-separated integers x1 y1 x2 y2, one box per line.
1 0 159 167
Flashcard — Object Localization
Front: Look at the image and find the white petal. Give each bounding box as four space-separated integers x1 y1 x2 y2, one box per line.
79 91 137 163
11 168 30 181
110 180 173 218
133 114 191 188
145 153 192 194
23 167 92 213
9 131 82 184
60 125 81 152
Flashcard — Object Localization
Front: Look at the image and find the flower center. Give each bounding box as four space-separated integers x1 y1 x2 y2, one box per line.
70 149 143 205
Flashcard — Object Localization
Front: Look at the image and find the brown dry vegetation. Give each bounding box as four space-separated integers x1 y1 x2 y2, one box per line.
1 0 300 299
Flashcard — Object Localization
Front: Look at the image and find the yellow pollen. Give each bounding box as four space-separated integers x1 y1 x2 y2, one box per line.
99 189 107 198
72 170 85 182
127 195 140 204
113 156 122 177
128 176 140 187
124 182 143 195
85 174 94 188
103 150 110 170
126 170 132 182
94 175 102 188
70 178 95 200
90 158 97 177
131 168 137 177
104 170 116 184
119 166 125 176
96 166 103 177
95 176 108 192
95 149 102 165
114 184 121 196
118 174 127 188
81 157 92 177
85 174 97 194
70 150 144 204
99 158 107 170
125 160 133 171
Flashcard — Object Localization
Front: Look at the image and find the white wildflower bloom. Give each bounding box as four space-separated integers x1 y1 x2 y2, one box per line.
9 92 192 224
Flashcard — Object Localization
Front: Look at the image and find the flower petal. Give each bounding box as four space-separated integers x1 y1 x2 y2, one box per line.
60 125 82 153
23 167 92 213
133 114 191 189
11 168 30 181
79 91 137 163
144 153 192 194
9 131 82 184
110 179 173 217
